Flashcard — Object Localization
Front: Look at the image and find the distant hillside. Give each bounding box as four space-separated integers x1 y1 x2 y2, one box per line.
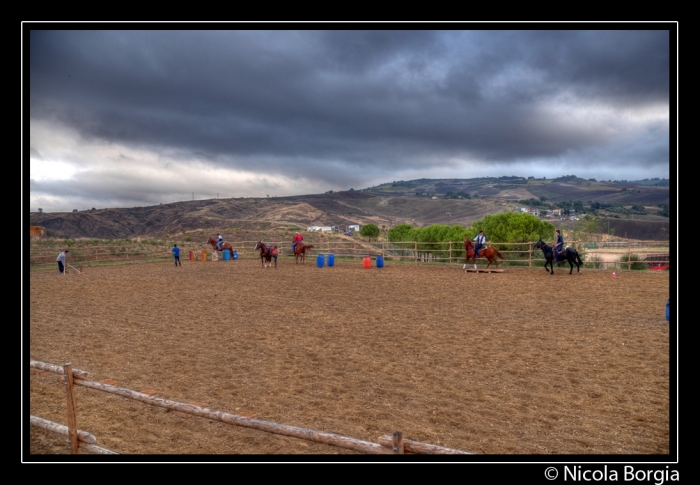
617 178 669 187
28 176 670 240
369 176 669 205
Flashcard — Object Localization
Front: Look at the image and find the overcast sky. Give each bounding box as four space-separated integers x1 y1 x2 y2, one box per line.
26 27 674 212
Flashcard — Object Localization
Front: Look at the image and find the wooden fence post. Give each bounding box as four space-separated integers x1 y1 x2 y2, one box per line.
529 242 532 268
63 363 79 454
392 431 404 454
414 242 417 263
628 241 631 271
449 241 452 264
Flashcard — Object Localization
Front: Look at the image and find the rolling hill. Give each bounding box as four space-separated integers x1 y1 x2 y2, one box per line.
28 177 670 240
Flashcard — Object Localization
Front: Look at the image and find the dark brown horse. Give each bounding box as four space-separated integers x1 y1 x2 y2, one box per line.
207 237 234 260
463 239 506 269
533 239 582 275
294 244 314 264
254 241 273 268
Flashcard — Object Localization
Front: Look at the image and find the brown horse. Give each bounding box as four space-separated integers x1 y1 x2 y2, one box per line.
293 244 314 264
207 237 234 260
463 239 506 269
254 241 274 268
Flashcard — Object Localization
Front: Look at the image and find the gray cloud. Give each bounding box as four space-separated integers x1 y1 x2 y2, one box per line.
27 27 672 211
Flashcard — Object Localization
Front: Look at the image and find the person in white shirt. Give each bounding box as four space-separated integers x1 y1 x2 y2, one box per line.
473 231 486 257
470 231 487 269
56 249 69 275
217 234 223 251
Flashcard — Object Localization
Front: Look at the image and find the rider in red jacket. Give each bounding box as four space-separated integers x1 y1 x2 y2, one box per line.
292 232 303 253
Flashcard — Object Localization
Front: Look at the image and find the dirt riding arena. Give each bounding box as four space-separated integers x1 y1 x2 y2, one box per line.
29 257 671 455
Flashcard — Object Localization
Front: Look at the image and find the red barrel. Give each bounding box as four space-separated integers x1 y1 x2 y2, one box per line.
363 257 371 269
188 250 194 260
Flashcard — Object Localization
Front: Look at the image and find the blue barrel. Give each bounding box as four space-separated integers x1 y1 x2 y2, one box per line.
328 254 334 267
666 299 670 321
222 249 231 261
316 253 324 268
376 255 384 268
233 251 238 260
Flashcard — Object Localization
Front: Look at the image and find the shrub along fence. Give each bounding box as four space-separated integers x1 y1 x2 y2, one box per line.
29 240 670 271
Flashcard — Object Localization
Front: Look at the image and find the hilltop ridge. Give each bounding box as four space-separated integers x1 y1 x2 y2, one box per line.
28 177 670 240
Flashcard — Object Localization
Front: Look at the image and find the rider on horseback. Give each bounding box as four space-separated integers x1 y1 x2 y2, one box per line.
216 233 224 251
553 229 564 262
473 231 486 258
292 232 303 253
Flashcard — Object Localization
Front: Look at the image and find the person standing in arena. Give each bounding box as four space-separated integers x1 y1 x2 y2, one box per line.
56 249 69 275
172 244 182 267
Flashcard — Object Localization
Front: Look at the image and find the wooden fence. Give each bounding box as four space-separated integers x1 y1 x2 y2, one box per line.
30 415 117 454
29 360 471 455
29 239 670 271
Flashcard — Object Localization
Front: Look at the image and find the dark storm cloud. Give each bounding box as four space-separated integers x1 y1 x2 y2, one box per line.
29 28 671 210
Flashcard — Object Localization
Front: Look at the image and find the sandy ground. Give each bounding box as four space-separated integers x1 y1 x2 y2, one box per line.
28 256 671 457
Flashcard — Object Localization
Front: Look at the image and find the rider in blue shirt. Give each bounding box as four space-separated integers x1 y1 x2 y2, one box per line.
553 229 564 262
216 234 223 251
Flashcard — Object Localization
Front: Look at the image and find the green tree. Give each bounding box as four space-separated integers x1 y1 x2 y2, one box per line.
472 212 554 243
581 215 602 239
360 224 380 241
387 223 416 242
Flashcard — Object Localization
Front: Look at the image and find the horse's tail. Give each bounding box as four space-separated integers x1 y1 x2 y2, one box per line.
495 247 506 260
575 250 583 266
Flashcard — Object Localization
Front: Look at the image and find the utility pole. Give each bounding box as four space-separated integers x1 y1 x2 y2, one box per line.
446 212 451 224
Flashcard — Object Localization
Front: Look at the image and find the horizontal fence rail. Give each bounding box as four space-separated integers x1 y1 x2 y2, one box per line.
29 239 670 271
29 415 117 454
30 360 471 455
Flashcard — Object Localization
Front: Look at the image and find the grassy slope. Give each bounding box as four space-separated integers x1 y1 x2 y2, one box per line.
29 178 669 240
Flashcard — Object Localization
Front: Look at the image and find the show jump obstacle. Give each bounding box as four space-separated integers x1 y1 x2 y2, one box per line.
30 359 471 455
463 268 507 273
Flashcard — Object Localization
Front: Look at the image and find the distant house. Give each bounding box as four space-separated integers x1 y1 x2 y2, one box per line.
520 207 527 212
306 226 321 232
348 224 361 232
30 225 46 237
319 227 333 233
